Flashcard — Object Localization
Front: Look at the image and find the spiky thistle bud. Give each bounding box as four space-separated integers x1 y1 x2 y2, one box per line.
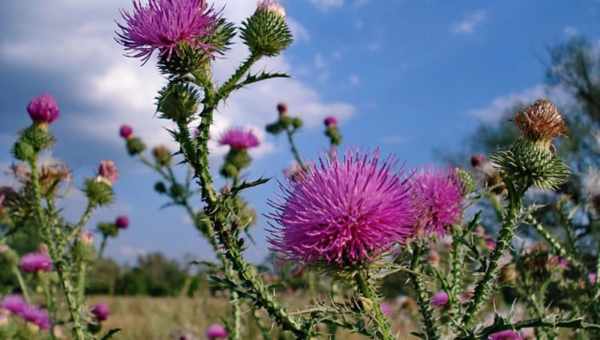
515 99 567 149
157 82 199 122
241 0 293 57
126 137 146 156
152 145 172 167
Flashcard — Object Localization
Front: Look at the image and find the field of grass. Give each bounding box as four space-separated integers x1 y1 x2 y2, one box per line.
89 295 419 339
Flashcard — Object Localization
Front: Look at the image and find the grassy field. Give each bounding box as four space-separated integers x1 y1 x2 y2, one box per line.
89 295 419 339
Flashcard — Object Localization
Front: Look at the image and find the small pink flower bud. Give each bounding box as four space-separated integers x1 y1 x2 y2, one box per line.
431 291 449 308
324 116 338 127
91 303 110 322
119 125 133 139
206 324 228 340
257 0 286 17
27 94 60 125
277 102 288 116
115 215 129 230
79 230 94 246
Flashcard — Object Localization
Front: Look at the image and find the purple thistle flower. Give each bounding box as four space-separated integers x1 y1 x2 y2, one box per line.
488 330 523 340
380 302 393 317
324 116 338 127
21 305 51 330
431 291 449 308
120 125 134 139
1 295 27 315
116 0 219 63
411 168 463 236
27 94 60 125
269 150 415 267
206 323 228 340
219 128 260 150
115 215 130 230
91 303 110 322
19 252 53 273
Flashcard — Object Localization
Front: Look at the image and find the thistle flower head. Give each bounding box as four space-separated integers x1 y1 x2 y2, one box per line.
380 302 393 317
97 160 119 185
21 305 51 330
488 330 523 340
115 215 130 230
91 303 110 322
1 295 27 315
19 252 53 273
219 128 260 150
515 99 566 146
431 291 449 308
79 230 94 246
120 125 134 139
27 94 60 125
269 150 415 267
324 116 338 127
410 168 463 236
206 324 228 340
257 0 286 17
116 0 219 63
277 102 288 116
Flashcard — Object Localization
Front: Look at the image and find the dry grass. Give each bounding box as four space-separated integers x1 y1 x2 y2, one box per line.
89 295 419 339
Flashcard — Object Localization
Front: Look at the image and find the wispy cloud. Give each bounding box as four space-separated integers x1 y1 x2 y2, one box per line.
310 0 344 11
452 10 487 35
467 85 574 123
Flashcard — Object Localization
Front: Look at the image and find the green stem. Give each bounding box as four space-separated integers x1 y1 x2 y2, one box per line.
285 128 305 168
40 273 58 340
355 271 395 340
448 227 465 327
29 156 87 340
77 261 87 305
13 266 31 304
461 184 523 330
98 235 108 259
410 245 440 340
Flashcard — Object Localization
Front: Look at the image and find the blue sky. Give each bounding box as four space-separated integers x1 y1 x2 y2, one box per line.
1 0 599 263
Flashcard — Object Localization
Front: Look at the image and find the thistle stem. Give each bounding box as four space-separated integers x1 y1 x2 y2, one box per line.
13 266 31 304
29 156 87 340
354 271 395 340
461 183 523 329
285 128 305 168
448 227 465 327
410 244 440 340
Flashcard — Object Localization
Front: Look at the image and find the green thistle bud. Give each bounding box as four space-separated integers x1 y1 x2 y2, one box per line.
241 1 293 57
169 183 186 200
0 244 19 267
98 222 119 238
325 126 343 146
225 149 252 171
279 115 293 128
220 163 239 179
157 83 199 122
491 139 570 192
21 125 55 152
84 179 114 207
154 181 167 194
13 141 35 161
152 145 172 167
126 137 146 156
291 117 303 130
158 43 211 79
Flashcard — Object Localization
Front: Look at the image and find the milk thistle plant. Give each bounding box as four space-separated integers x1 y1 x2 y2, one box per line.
0 95 122 340
114 0 600 339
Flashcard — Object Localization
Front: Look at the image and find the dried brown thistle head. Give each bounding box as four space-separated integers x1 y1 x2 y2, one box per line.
515 99 567 145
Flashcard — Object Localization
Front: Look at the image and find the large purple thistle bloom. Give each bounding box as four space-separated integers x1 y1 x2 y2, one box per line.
219 128 260 150
269 151 415 267
116 0 219 63
411 168 463 236
19 252 53 273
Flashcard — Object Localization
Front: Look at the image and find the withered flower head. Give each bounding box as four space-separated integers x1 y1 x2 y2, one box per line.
515 99 567 145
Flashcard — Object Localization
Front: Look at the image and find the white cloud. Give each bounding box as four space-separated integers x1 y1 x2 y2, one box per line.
452 10 487 35
310 0 344 11
467 85 575 123
287 18 311 43
0 0 353 160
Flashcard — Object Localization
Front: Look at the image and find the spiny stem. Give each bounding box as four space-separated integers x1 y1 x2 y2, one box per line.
461 183 523 329
410 244 440 340
448 227 465 328
29 156 87 340
354 271 395 340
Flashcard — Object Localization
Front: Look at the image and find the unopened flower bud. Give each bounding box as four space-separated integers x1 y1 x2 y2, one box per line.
115 215 129 230
431 291 449 308
154 181 167 194
241 0 293 57
277 102 288 116
119 125 133 139
91 303 110 322
152 145 172 167
126 137 146 156
324 116 338 128
79 230 94 247
84 179 114 207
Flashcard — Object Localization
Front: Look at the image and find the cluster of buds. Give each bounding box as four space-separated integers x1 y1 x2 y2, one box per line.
265 103 303 135
241 0 293 57
323 116 342 146
120 124 146 156
491 99 570 193
218 128 260 179
13 95 60 162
